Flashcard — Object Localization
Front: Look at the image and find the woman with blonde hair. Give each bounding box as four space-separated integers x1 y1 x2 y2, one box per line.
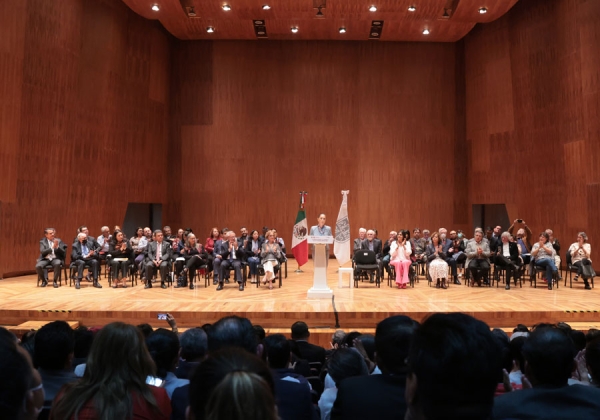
50 322 170 419
260 230 282 290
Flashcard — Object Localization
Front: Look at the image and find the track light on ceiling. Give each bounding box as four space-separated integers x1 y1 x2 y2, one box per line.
339 27 346 34
262 4 271 10
291 27 299 33
408 6 416 12
151 4 159 11
422 29 430 35
479 7 487 14
222 4 231 11
369 5 377 12
206 26 215 33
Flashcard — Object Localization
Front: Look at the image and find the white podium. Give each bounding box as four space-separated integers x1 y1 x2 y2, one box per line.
307 235 334 299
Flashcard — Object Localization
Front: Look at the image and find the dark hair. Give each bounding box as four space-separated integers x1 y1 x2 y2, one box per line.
202 324 213 334
587 329 600 343
570 330 586 352
522 326 575 386
250 230 259 239
146 329 180 379
400 230 411 241
375 315 417 375
556 322 573 333
263 334 291 369
137 323 154 338
189 348 276 420
342 331 362 348
513 324 530 333
208 316 257 354
586 337 600 384
327 348 369 386
74 327 94 359
291 321 309 340
253 325 266 342
407 313 501 420
135 227 144 237
209 227 219 239
509 336 527 372
0 337 33 419
538 232 550 242
20 330 36 363
34 321 75 370
358 334 375 361
493 330 512 380
180 328 208 361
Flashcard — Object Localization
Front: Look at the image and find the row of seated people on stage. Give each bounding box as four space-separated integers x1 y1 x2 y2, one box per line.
352 219 593 291
5 314 600 420
35 224 288 291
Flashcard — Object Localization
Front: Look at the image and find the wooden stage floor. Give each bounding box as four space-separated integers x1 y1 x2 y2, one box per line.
2 259 600 342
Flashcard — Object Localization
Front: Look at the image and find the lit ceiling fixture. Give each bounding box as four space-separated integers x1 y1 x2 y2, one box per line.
339 27 346 34
479 7 487 14
422 29 430 35
206 26 215 33
222 4 231 11
262 4 271 10
291 27 299 33
151 4 159 11
369 5 377 12
408 6 416 12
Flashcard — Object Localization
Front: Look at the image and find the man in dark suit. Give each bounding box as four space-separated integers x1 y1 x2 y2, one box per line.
331 315 416 420
71 233 101 289
361 229 383 283
35 228 67 288
212 233 228 285
217 231 246 291
144 230 171 289
493 326 600 419
438 228 461 285
405 313 500 420
291 321 325 366
494 231 521 290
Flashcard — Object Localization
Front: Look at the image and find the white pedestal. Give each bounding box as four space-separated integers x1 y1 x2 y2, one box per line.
338 267 354 288
307 241 333 299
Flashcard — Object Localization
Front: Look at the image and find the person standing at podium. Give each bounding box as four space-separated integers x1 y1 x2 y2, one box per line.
310 214 333 266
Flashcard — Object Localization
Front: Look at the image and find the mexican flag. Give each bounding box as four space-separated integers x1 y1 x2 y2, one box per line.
292 208 308 267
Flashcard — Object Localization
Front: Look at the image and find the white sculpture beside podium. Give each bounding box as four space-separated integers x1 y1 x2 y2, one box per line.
307 235 334 299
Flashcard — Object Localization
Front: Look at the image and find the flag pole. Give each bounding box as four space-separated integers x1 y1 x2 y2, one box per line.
295 191 308 273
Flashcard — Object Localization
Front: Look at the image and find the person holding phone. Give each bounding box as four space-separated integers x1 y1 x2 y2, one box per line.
508 219 533 265
35 228 68 288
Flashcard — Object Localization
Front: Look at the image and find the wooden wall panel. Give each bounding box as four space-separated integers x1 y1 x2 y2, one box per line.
172 40 467 253
464 0 600 249
0 0 171 276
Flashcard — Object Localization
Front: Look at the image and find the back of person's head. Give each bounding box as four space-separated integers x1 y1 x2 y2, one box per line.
375 315 416 375
571 330 586 352
263 334 291 369
521 326 575 387
180 328 208 362
0 336 36 420
291 321 309 340
586 337 600 384
342 331 362 348
327 348 369 386
494 331 512 380
20 330 36 365
51 322 158 420
137 323 154 338
189 348 277 420
74 327 94 360
34 321 75 370
331 329 346 348
146 328 180 378
509 336 527 371
253 325 266 342
208 316 258 355
513 324 530 333
557 322 573 333
406 313 501 420
587 328 600 343
358 334 376 361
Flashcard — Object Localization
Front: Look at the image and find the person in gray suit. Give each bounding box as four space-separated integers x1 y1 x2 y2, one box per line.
144 230 172 289
309 214 333 266
35 228 67 288
465 228 491 286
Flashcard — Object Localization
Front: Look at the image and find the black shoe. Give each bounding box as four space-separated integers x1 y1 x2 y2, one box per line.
216 283 224 291
453 278 461 285
225 278 230 284
548 284 552 290
189 283 194 290
53 280 59 288
93 281 102 288
505 284 510 290
145 282 152 289
239 283 244 291
161 283 167 289
85 274 92 282
41 280 48 287
585 284 592 290
75 281 80 290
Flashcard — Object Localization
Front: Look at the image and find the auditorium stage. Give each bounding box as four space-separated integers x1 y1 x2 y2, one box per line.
2 259 600 346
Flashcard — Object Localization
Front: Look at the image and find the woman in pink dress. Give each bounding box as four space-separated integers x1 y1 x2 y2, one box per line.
391 230 412 289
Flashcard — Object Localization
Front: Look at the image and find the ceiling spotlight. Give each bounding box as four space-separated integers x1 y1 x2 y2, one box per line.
369 5 377 12
339 27 346 34
206 26 215 33
479 7 487 14
262 4 271 10
151 4 159 11
422 29 430 35
408 5 416 12
222 4 231 11
291 27 299 33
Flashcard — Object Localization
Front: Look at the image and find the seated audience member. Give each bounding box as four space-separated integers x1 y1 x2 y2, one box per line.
143 226 152 240
579 338 600 386
494 231 521 290
465 228 491 286
71 232 101 289
96 226 111 262
410 229 426 263
245 230 263 283
331 315 416 420
137 323 154 339
390 230 412 289
72 326 94 369
146 329 189 398
108 230 132 288
130 227 147 274
217 231 245 291
438 228 461 285
237 226 249 248
0 330 44 420
360 229 383 283
508 219 533 264
50 322 170 420
381 231 397 277
35 228 68 288
426 232 450 289
319 348 369 420
163 226 175 243
507 336 527 387
531 232 558 290
205 227 220 275
261 230 283 290
144 230 171 289
259 226 269 242
486 226 500 253
546 228 562 274
175 233 207 290
273 228 287 256
326 330 346 357
264 334 317 420
188 348 278 420
569 232 593 289
447 230 467 281
353 228 367 254
211 230 229 286
34 321 77 407
175 328 208 380
291 321 325 366
405 313 501 420
493 326 600 419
